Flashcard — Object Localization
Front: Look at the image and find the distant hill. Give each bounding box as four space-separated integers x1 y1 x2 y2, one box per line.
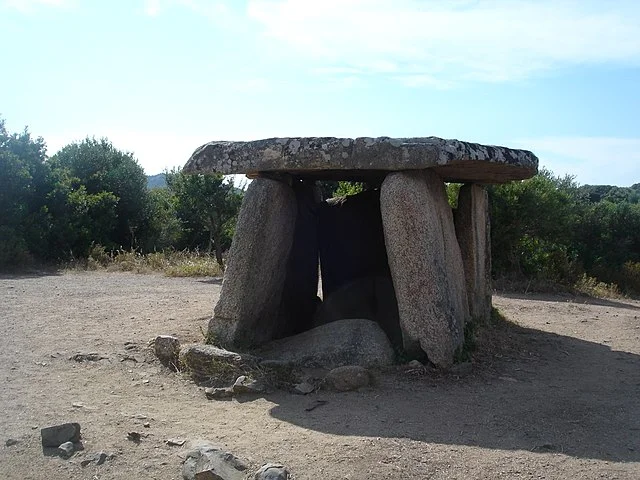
147 173 167 189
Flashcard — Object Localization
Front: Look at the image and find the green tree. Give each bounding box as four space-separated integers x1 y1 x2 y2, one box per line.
144 186 183 251
0 118 51 266
487 169 582 282
45 166 119 257
166 169 243 267
48 138 150 255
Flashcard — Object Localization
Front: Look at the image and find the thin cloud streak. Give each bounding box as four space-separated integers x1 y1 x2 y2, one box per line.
247 0 640 85
517 136 640 186
3 0 69 13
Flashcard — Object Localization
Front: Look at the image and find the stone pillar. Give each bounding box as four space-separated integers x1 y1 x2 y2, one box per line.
454 184 492 322
209 177 297 348
380 170 470 368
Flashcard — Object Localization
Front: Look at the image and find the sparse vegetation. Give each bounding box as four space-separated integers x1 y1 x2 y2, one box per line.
573 274 623 299
72 245 224 277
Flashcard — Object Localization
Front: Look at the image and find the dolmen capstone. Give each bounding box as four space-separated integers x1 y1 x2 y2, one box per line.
184 137 538 368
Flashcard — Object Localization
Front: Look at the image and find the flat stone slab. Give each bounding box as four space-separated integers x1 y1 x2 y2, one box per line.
184 137 538 183
253 318 395 369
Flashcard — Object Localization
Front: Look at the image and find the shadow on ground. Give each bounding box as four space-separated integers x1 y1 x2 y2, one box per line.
497 291 640 311
197 277 224 286
0 270 63 280
267 322 640 463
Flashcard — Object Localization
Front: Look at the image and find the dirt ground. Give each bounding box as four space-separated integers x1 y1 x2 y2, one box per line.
1 271 639 479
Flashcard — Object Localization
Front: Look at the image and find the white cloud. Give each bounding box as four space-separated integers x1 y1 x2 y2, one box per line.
515 136 640 186
143 0 161 16
142 0 231 20
3 0 69 13
246 0 640 85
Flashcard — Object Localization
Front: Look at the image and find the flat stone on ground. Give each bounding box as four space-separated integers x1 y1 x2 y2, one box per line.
182 443 248 480
179 344 257 385
253 318 395 369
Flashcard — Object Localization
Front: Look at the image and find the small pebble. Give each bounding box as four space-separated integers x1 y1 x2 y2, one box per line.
58 441 74 457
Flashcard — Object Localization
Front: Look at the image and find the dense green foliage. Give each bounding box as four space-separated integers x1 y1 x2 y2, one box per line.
165 169 243 266
0 119 50 265
487 170 640 294
1 116 639 294
0 117 243 268
47 138 150 256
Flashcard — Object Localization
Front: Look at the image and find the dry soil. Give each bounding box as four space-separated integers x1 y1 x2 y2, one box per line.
1 271 639 479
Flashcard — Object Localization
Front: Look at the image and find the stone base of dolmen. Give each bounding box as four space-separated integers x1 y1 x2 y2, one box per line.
209 172 491 368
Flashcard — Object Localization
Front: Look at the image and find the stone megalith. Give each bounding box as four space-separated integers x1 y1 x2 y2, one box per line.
454 184 492 322
380 170 470 367
208 177 297 348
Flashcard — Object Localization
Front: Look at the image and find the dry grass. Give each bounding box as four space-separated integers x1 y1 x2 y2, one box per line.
494 274 626 300
68 246 224 277
573 273 624 299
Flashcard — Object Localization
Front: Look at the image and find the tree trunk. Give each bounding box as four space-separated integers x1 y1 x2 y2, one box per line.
213 229 224 270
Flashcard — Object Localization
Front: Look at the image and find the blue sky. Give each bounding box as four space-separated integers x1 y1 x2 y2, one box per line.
1 0 639 186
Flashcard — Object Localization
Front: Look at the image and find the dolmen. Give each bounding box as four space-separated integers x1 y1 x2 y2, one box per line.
184 137 538 368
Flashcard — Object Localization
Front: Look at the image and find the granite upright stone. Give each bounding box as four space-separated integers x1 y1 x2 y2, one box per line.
454 184 492 322
209 177 297 348
381 170 470 367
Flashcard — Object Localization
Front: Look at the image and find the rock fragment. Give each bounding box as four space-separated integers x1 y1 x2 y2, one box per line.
205 387 234 400
182 443 248 480
293 382 315 395
70 352 107 362
254 463 290 480
325 366 370 392
58 441 74 457
154 335 181 366
179 344 256 385
168 438 187 446
232 375 266 394
80 451 113 467
41 423 81 447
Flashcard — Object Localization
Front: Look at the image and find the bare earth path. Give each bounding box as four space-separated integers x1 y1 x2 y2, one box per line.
1 271 639 479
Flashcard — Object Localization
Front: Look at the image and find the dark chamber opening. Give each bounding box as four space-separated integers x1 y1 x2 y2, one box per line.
276 180 402 348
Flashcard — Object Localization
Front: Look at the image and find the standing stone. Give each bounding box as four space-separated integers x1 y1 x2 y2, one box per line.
209 177 297 348
454 184 492 322
381 170 470 368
